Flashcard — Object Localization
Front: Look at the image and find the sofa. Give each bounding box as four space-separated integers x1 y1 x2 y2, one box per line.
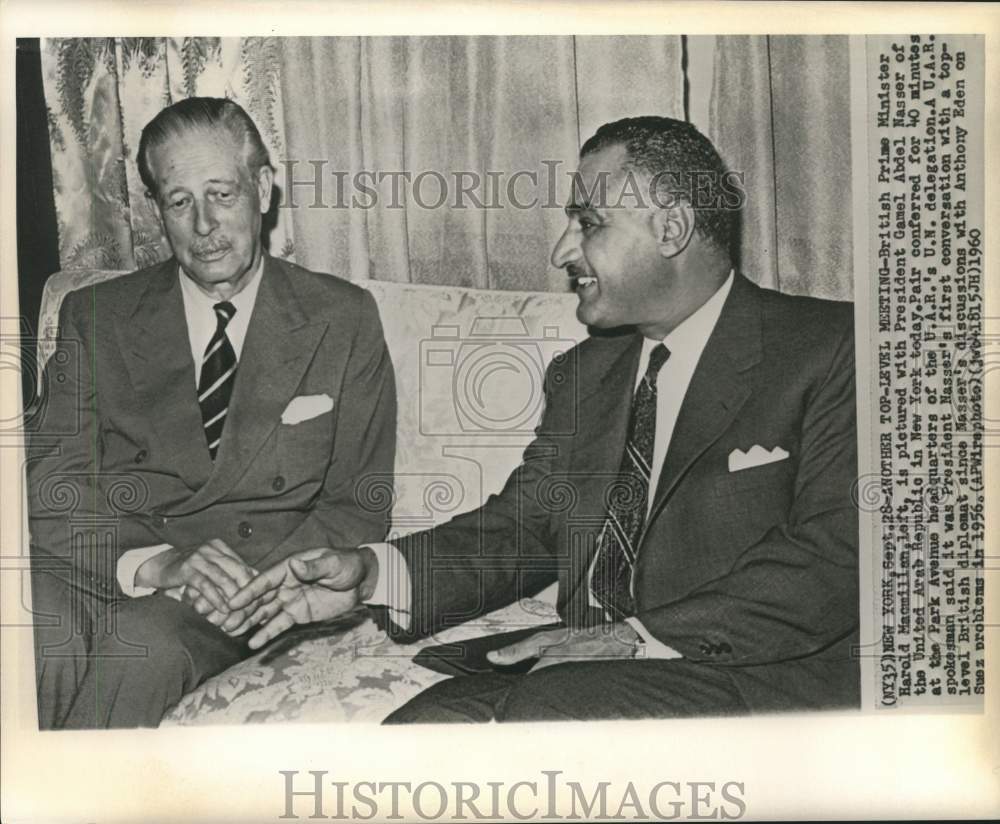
35 268 588 724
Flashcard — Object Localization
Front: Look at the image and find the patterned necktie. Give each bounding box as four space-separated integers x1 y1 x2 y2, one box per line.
198 301 237 460
590 342 670 620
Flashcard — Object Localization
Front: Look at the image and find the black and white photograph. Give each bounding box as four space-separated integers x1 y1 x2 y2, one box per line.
1 2 996 821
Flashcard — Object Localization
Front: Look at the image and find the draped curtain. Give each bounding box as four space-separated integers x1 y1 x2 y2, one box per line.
39 35 851 298
692 35 854 299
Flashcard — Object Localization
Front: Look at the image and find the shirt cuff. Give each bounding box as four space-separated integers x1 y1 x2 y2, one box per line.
626 616 683 660
117 544 173 597
363 543 412 630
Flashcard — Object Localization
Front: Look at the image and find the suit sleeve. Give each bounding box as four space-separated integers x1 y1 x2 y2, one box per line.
27 290 160 596
269 288 397 554
636 318 859 665
384 355 573 642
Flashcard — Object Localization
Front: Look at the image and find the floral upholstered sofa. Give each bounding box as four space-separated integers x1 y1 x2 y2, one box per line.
36 269 588 724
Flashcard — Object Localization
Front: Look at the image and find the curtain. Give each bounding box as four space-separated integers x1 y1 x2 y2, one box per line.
697 35 853 299
38 35 851 298
39 36 682 292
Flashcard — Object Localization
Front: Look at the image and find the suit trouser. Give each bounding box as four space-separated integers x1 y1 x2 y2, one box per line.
383 658 749 723
31 567 249 729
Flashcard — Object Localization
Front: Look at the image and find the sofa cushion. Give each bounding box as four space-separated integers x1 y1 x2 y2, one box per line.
163 596 560 725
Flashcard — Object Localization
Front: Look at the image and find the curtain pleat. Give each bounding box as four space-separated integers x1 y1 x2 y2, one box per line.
277 38 369 283
42 39 135 269
114 39 171 269
768 36 853 299
709 35 853 299
574 36 685 143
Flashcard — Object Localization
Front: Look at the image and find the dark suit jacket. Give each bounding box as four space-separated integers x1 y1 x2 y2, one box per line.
28 255 397 598
391 273 859 711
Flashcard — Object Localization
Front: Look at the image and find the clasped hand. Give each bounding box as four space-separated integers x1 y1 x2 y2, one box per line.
141 543 376 644
139 538 276 636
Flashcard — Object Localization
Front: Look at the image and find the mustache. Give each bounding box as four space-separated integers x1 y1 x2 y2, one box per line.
191 240 232 256
566 264 593 281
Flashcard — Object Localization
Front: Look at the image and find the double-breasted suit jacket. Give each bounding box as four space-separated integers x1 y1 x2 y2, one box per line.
28 255 397 599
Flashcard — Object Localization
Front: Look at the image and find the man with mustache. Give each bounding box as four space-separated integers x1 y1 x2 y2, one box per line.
28 97 396 728
231 116 860 721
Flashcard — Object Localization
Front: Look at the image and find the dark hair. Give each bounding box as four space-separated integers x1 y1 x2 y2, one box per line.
581 116 737 253
137 97 271 196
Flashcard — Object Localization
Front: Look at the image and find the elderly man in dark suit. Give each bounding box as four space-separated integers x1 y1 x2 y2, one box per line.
231 116 859 721
28 97 396 729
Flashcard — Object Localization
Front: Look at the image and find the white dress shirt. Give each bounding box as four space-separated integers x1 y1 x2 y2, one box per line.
179 258 264 385
116 259 265 596
367 271 735 658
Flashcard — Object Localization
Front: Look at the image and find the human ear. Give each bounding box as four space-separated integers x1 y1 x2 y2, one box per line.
652 202 696 258
256 165 275 214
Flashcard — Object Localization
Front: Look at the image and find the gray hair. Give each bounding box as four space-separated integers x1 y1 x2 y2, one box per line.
137 96 271 196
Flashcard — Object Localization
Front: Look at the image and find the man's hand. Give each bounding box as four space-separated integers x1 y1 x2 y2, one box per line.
136 538 265 633
137 538 254 605
487 623 642 671
227 547 378 649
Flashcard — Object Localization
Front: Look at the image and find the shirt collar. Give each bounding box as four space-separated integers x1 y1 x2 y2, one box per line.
177 254 266 314
641 269 735 362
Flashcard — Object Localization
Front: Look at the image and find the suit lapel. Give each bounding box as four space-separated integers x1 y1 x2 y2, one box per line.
569 335 641 476
118 259 215 489
561 333 642 610
644 274 763 527
174 256 330 514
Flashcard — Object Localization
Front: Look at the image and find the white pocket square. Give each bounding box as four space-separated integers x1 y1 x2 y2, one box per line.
728 445 789 472
281 394 333 425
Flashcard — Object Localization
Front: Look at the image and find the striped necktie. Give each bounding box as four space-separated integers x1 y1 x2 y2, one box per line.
198 301 237 460
590 343 670 620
